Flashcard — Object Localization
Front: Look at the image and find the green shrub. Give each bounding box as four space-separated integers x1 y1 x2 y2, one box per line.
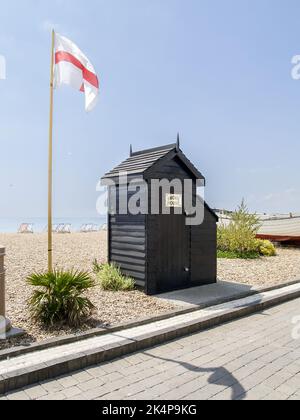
217 201 277 259
27 270 95 327
217 250 260 259
217 224 260 256
217 200 262 258
96 263 135 292
256 240 276 257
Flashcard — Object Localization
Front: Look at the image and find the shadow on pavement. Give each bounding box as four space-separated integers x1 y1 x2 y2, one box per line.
143 353 246 400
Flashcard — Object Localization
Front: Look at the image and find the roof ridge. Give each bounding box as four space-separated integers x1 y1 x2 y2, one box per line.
131 143 177 157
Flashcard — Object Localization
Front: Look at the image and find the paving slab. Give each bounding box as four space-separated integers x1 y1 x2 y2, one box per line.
156 280 298 308
1 282 300 394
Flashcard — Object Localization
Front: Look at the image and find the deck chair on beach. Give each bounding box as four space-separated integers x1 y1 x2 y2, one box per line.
18 224 34 234
56 224 71 234
81 224 93 233
80 224 88 233
52 224 59 233
81 224 97 233
86 224 95 232
54 224 63 233
90 224 101 232
64 224 72 234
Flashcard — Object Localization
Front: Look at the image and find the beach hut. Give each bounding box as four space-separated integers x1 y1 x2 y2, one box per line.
102 141 218 295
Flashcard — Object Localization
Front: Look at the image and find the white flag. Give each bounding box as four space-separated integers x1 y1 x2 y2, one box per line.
54 33 99 112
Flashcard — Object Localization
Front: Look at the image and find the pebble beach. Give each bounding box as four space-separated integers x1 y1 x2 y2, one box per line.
0 232 175 350
218 247 300 286
0 232 300 350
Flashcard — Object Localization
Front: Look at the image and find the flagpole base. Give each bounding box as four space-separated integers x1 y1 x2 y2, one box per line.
0 317 10 332
0 317 24 340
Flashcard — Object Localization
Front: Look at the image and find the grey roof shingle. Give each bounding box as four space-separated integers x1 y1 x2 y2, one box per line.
104 144 175 178
102 143 205 180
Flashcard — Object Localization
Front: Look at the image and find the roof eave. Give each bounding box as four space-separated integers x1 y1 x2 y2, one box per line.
176 151 206 182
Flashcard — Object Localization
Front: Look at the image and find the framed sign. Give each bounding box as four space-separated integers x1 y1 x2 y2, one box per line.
166 194 183 208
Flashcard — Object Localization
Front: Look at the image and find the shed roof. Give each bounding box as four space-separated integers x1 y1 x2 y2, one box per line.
102 143 205 180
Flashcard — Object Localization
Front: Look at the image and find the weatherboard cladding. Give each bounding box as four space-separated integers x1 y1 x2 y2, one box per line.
110 217 146 287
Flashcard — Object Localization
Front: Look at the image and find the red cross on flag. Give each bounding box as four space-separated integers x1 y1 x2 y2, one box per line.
54 33 99 112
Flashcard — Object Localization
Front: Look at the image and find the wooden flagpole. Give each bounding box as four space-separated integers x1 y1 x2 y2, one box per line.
48 29 55 272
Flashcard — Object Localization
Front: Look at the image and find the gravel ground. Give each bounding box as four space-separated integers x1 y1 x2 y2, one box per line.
218 247 300 286
0 233 175 350
0 233 300 350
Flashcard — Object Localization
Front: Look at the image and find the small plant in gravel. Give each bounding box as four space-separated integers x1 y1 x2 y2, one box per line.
218 201 277 259
256 239 277 257
27 270 95 327
95 262 135 292
93 259 103 274
218 201 261 259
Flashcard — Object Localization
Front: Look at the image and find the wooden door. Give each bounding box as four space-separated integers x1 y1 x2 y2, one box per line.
155 213 191 293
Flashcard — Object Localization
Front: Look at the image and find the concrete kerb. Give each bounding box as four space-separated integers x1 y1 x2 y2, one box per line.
0 278 300 363
0 282 300 394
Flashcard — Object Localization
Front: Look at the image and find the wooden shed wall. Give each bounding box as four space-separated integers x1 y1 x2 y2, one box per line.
109 215 147 288
109 186 147 288
191 206 217 285
146 154 195 180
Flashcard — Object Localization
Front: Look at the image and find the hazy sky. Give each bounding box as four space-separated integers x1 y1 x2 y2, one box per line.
0 0 300 218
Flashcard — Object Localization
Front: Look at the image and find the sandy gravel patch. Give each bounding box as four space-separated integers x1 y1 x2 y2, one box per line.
0 233 174 350
218 247 300 287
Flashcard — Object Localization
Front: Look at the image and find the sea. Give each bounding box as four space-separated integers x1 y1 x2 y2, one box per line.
0 217 107 234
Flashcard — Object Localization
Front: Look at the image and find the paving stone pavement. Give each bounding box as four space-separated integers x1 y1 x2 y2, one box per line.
2 298 300 401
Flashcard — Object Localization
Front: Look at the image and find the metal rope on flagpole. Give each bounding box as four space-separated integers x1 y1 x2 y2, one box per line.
48 29 55 273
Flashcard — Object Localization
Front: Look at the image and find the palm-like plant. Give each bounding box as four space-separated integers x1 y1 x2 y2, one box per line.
27 270 95 327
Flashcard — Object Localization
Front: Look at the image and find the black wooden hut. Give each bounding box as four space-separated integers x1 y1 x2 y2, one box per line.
102 140 218 295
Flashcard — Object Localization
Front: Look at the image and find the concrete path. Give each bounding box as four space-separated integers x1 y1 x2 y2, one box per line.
2 298 300 400
156 280 260 308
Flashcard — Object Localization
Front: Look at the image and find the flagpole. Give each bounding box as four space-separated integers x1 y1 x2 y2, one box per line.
48 29 55 272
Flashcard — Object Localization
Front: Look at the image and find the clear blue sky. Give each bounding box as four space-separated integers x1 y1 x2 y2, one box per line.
0 0 300 218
